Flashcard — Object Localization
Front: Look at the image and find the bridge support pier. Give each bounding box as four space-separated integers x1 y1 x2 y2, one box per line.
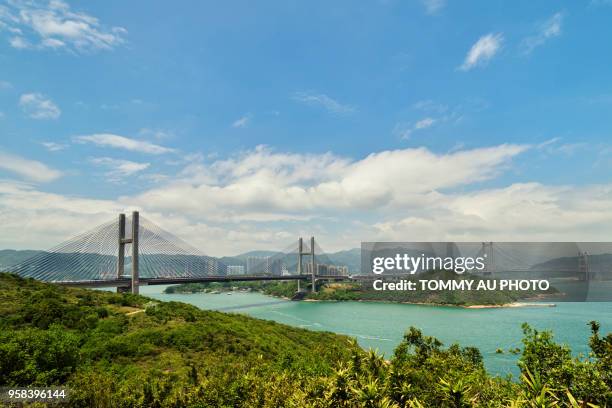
481 242 495 276
297 236 317 293
297 237 303 275
579 251 589 281
117 211 139 294
310 236 316 293
117 214 126 293
131 211 139 295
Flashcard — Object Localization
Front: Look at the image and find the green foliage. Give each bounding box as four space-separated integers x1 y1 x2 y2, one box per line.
0 324 80 386
517 323 611 406
0 273 358 407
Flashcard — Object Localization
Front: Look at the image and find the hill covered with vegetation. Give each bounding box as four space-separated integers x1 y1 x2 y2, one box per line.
0 273 357 406
167 270 554 306
1 272 610 407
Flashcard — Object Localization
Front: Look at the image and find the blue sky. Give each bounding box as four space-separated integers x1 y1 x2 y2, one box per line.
1 0 612 255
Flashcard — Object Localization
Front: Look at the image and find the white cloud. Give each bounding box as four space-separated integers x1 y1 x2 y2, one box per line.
19 93 61 119
141 173 170 184
413 98 489 125
392 123 413 140
0 0 127 53
128 144 528 221
138 128 174 141
41 141 67 152
232 114 251 128
0 144 529 254
9 36 29 48
292 91 355 115
536 137 561 149
0 150 62 182
6 143 612 255
393 117 437 139
371 183 612 242
460 33 503 71
555 143 587 155
412 100 448 114
1 178 610 254
74 134 175 155
542 13 563 37
0 180 124 250
421 0 445 15
414 117 436 129
536 137 587 156
89 157 150 182
0 179 304 254
521 12 563 54
0 80 12 89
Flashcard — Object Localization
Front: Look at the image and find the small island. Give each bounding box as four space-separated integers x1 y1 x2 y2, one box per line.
164 270 557 307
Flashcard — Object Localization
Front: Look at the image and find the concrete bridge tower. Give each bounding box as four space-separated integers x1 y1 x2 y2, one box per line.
297 236 317 293
117 211 139 294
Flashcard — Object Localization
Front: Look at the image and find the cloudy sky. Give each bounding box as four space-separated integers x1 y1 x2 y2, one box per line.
1 0 612 256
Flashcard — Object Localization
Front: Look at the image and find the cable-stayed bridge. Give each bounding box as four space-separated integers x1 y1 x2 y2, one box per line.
1 212 349 294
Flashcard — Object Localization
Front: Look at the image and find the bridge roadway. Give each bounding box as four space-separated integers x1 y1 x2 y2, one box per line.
54 274 350 289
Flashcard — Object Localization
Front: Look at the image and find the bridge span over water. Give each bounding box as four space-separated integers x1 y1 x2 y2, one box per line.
2 212 350 294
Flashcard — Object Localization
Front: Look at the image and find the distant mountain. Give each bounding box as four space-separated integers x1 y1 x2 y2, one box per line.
0 250 44 269
324 248 361 273
218 256 245 267
219 251 284 269
230 248 362 273
233 250 285 260
532 253 612 273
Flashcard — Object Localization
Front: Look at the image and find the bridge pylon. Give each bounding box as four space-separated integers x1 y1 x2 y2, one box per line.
482 242 495 276
297 236 317 293
578 251 589 281
117 211 140 294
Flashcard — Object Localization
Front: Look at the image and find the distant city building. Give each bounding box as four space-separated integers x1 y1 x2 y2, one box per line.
247 256 270 274
330 265 349 276
227 265 245 275
246 256 285 275
304 263 349 276
206 257 219 275
281 265 290 276
270 259 283 276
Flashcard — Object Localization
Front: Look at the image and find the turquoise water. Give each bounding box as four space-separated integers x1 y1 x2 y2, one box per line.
138 285 612 377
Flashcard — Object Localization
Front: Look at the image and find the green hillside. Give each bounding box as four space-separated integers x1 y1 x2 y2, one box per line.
0 273 358 407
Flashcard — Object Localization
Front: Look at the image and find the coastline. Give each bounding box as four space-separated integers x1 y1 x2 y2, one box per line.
254 290 557 309
166 288 557 309
463 302 556 309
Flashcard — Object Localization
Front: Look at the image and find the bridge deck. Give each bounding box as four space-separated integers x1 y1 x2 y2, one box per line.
53 274 349 288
